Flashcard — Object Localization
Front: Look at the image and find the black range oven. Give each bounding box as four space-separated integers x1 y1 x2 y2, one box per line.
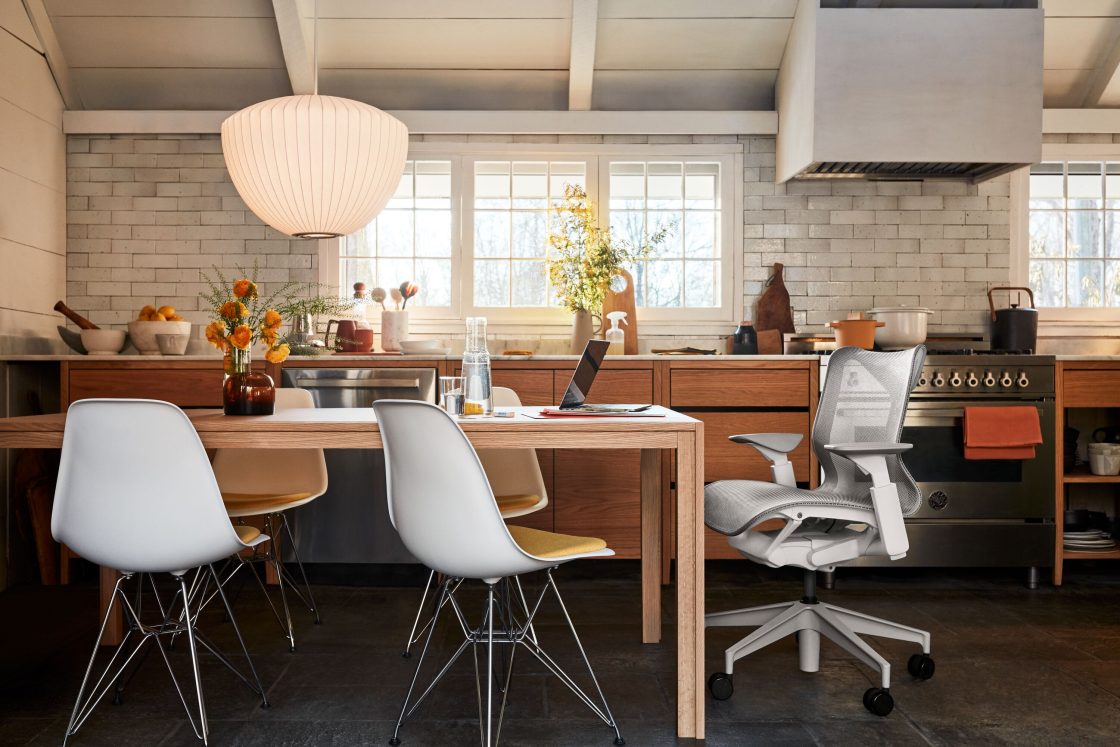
832 352 1056 585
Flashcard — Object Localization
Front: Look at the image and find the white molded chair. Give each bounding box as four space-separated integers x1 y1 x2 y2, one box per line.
210 387 327 651
53 399 269 745
703 346 934 718
373 400 622 747
402 386 548 657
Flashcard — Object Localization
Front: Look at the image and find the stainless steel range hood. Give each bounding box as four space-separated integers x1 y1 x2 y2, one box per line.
776 3 1043 183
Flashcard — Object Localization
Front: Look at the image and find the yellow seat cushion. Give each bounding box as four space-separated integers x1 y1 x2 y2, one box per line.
222 492 314 516
507 525 607 559
495 494 542 514
234 525 262 543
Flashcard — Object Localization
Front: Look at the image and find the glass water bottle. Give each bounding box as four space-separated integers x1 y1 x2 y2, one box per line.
462 317 493 416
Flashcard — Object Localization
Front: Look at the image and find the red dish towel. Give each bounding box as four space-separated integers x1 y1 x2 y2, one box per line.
963 406 1043 460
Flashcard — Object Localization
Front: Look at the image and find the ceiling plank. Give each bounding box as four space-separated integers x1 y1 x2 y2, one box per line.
1080 23 1120 106
568 0 598 110
63 109 779 135
21 0 81 109
271 0 315 95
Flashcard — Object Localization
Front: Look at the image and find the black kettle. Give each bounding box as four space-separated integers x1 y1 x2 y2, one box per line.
988 286 1038 352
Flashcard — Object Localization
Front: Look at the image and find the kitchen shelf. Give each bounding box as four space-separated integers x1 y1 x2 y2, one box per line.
1063 548 1120 560
1063 466 1120 483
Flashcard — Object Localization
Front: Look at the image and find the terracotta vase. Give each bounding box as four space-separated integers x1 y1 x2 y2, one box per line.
223 347 275 416
570 309 596 355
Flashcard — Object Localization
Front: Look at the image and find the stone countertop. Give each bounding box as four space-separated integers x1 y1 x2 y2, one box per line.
1055 355 1120 361
0 353 821 363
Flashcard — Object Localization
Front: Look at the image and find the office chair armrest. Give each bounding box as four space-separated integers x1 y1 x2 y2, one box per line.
729 433 803 487
824 442 912 457
824 442 913 559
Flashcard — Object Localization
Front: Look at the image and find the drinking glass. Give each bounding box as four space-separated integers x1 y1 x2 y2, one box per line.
440 376 465 416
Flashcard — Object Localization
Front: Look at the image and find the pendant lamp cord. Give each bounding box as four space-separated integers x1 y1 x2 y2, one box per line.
312 0 319 95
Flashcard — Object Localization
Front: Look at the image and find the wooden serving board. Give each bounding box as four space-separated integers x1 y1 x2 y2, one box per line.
601 268 638 354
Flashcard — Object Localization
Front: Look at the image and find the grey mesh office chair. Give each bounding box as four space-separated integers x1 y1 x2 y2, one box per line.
704 346 934 717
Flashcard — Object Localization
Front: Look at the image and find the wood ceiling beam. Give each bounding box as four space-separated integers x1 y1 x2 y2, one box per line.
64 109 779 136
272 0 316 95
567 0 599 111
1080 24 1120 108
20 0 81 109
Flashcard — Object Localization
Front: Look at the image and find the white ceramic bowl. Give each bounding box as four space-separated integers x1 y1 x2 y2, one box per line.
868 307 932 349
400 339 442 354
156 333 190 355
80 328 127 355
127 320 191 355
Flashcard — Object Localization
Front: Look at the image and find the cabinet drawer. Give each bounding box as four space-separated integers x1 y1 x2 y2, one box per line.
670 369 807 408
68 368 226 407
1064 369 1120 408
698 411 811 482
553 367 653 403
490 369 554 406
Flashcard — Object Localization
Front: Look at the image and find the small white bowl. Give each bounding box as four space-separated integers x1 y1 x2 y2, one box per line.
156 333 190 355
400 339 442 354
80 328 127 355
127 320 191 355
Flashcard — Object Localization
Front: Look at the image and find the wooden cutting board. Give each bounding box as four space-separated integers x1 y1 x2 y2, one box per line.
756 262 795 335
601 268 638 354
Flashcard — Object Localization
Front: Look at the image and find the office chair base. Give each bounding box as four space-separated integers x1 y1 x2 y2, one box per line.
706 597 931 701
707 672 734 701
863 687 894 716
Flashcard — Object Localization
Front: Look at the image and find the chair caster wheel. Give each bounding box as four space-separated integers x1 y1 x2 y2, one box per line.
863 687 893 717
907 653 935 680
708 672 733 701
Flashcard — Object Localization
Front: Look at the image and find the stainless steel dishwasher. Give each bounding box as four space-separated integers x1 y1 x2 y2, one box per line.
282 367 437 565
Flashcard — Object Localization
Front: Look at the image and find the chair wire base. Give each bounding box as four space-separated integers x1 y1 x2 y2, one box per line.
391 569 624 747
193 512 320 652
64 566 269 746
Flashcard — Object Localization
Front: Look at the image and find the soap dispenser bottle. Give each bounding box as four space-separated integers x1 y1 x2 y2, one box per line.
605 311 628 355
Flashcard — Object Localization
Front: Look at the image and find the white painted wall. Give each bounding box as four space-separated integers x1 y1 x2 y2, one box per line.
0 1 66 337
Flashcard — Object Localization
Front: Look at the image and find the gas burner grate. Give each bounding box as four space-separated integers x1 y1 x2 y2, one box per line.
927 348 1033 356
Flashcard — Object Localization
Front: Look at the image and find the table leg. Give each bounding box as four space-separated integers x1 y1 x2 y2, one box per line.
640 448 661 644
675 429 705 740
99 565 123 646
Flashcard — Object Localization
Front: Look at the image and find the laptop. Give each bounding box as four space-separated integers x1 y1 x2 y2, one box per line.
557 340 652 413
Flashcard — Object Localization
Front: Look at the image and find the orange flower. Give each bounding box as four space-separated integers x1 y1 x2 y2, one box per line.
220 301 248 320
229 323 253 350
233 279 258 299
263 308 282 329
204 321 229 352
261 326 278 347
265 343 290 364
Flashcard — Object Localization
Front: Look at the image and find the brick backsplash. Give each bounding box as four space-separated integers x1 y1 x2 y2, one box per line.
65 133 1014 335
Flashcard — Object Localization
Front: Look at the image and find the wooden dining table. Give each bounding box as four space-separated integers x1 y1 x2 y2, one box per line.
0 404 707 739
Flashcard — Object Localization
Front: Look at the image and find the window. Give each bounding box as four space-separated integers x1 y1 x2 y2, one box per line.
340 161 453 308
607 162 721 308
471 160 587 307
326 146 740 328
1027 161 1120 308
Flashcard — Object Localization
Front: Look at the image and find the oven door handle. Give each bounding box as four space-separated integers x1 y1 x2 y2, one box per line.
905 404 1044 426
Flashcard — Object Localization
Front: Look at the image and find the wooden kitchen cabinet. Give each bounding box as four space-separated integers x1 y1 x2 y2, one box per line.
62 360 243 407
551 366 655 558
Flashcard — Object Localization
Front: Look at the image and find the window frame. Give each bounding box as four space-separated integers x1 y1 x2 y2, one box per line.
319 142 743 334
1012 143 1120 325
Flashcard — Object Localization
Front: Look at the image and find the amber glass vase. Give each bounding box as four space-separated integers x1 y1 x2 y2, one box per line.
223 347 275 416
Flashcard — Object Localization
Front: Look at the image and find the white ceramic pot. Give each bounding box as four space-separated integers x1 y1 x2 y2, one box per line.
868 307 932 349
381 310 408 352
127 320 192 355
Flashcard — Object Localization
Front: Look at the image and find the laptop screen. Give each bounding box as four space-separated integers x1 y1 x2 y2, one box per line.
559 339 610 408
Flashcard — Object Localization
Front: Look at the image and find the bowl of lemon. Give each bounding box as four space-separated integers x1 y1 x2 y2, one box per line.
127 305 191 355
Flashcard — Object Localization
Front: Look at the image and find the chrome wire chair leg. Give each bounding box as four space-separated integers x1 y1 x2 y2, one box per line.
177 574 209 744
391 579 452 746
264 514 297 652
279 512 320 623
545 569 624 746
207 564 270 708
64 575 128 745
403 569 435 658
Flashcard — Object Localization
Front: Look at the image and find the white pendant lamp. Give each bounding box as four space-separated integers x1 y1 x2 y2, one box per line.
221 1 408 238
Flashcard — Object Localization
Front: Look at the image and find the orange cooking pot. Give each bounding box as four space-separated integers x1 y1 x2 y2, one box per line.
827 319 883 350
